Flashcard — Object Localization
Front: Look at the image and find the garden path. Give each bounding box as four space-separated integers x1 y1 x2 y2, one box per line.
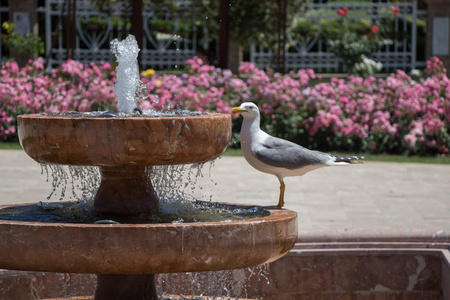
1 149 449 231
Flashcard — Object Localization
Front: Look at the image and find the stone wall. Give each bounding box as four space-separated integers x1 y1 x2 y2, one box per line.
1 241 449 299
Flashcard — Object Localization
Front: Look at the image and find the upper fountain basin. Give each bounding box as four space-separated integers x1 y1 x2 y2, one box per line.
18 113 231 166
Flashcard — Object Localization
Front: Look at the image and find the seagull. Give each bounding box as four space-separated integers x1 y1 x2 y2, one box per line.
231 102 363 209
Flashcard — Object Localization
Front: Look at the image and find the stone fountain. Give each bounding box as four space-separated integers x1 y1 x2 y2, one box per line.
0 36 297 299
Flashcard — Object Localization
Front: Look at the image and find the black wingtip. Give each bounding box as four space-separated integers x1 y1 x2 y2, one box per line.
333 155 365 164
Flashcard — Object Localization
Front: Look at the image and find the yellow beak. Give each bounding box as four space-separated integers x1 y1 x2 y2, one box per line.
231 107 247 114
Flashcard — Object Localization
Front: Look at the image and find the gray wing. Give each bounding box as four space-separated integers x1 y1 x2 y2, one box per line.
253 136 331 170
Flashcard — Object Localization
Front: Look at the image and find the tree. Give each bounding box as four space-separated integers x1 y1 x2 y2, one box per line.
192 0 309 72
192 0 307 48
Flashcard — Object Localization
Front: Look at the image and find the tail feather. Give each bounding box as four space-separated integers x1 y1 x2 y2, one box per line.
332 155 364 164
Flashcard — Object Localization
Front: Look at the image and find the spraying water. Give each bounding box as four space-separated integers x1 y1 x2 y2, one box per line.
109 35 193 116
110 35 143 113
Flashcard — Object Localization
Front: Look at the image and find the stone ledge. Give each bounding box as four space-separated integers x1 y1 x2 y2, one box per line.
297 228 450 244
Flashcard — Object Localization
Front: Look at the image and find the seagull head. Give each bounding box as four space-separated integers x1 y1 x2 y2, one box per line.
231 102 260 121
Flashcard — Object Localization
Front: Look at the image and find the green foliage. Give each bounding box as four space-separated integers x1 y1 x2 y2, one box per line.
289 3 420 75
1 22 44 56
190 0 310 49
89 0 174 10
151 19 192 34
289 7 378 40
328 32 378 73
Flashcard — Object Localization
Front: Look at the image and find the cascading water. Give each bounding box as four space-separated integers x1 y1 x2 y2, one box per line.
0 162 269 224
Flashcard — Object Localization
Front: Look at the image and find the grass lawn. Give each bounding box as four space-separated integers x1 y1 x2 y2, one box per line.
0 142 22 150
223 147 450 164
2 142 449 164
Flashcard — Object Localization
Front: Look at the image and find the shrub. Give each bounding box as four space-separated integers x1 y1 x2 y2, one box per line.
235 58 449 155
0 58 115 140
1 56 449 156
1 21 44 57
327 7 389 75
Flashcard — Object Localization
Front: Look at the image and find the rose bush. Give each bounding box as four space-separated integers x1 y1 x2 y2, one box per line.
0 58 115 139
234 57 449 155
1 56 449 155
327 6 396 76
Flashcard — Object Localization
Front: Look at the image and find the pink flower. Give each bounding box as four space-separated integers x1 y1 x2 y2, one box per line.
390 6 399 18
339 96 349 104
9 61 20 74
238 62 256 74
100 62 112 71
337 7 348 17
371 25 379 34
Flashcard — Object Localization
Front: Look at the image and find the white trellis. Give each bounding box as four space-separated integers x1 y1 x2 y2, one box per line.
141 1 198 70
1 0 426 72
251 0 426 72
39 0 199 70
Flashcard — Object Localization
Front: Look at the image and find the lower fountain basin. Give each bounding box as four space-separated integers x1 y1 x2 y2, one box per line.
0 204 297 274
2 231 448 299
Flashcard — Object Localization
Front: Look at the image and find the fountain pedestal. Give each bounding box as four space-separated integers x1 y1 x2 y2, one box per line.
95 274 158 300
94 166 158 217
93 164 160 299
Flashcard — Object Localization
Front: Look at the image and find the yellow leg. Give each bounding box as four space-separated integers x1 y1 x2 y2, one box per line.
277 180 285 209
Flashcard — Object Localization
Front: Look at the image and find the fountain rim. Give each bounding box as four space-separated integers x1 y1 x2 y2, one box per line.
17 111 232 167
0 202 297 228
18 111 225 120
